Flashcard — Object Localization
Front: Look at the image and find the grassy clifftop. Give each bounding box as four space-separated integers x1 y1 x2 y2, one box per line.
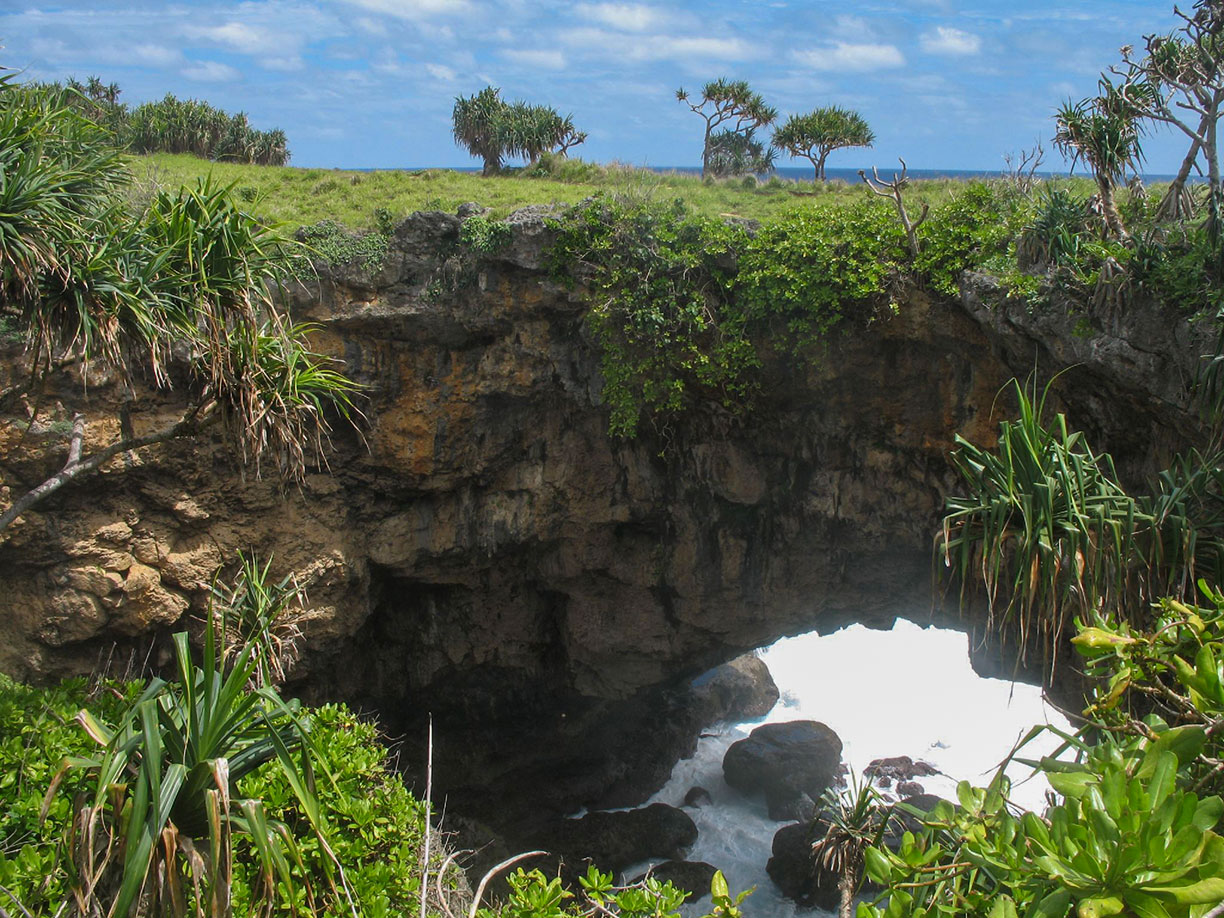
126 152 999 230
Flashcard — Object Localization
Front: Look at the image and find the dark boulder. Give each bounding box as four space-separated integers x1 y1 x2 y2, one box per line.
684 786 713 808
722 721 842 819
631 860 719 897
531 803 698 878
689 653 779 724
766 820 838 910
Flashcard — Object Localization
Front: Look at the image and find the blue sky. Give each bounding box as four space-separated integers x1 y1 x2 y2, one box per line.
0 0 1199 172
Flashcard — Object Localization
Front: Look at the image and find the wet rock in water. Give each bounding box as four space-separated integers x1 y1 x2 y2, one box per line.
766 820 838 911
897 780 925 797
771 791 818 823
531 803 698 878
722 720 842 820
631 860 719 897
865 755 939 786
689 653 780 724
684 786 713 808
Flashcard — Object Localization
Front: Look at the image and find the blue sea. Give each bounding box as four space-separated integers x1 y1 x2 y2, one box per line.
426 164 1185 183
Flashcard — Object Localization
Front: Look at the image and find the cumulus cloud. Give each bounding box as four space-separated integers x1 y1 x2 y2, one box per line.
574 3 669 32
181 60 241 82
263 56 305 71
426 62 458 81
185 21 269 54
561 27 753 62
794 42 905 72
920 26 982 56
336 0 472 18
502 48 566 69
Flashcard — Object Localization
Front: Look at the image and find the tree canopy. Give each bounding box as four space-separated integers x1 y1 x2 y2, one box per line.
675 78 777 178
772 106 875 182
452 86 585 175
0 72 359 534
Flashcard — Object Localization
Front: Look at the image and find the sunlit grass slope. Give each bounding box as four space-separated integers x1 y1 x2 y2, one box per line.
127 152 1003 230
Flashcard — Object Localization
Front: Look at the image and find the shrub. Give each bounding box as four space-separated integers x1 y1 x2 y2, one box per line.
916 182 1027 297
737 199 907 351
298 219 390 269
0 675 141 913
0 673 433 918
460 214 512 253
548 196 753 438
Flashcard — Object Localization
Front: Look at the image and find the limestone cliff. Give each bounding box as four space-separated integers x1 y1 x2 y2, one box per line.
0 208 1206 833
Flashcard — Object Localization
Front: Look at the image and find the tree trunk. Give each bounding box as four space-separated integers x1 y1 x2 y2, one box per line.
1098 177 1130 242
1208 109 1221 244
1157 134 1202 223
701 121 712 178
838 867 856 918
816 152 829 183
481 154 500 177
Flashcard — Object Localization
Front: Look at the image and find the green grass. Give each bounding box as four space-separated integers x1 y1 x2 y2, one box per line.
126 152 1013 231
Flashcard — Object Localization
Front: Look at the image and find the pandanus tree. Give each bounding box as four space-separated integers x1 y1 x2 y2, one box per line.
675 78 777 178
1053 80 1145 242
1113 0 1224 225
773 107 875 182
453 87 584 173
706 127 776 176
0 75 359 535
453 86 513 175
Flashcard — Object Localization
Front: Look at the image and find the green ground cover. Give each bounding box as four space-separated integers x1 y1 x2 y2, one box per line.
126 152 1029 230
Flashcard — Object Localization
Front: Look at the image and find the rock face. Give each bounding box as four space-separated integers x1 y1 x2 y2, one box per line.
723 721 843 820
0 208 1208 842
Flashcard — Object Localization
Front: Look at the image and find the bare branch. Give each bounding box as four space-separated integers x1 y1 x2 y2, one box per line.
467 851 549 918
859 158 929 257
0 406 215 535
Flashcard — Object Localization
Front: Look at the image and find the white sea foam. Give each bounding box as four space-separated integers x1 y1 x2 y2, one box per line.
632 619 1073 917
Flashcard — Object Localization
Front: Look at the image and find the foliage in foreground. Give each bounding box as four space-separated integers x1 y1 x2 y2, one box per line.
861 584 1224 918
484 866 751 918
0 670 432 918
941 378 1224 670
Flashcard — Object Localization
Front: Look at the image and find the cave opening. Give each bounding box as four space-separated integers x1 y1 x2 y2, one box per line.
631 618 1074 917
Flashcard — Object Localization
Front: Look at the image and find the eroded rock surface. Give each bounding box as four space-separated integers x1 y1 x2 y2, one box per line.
0 208 1207 841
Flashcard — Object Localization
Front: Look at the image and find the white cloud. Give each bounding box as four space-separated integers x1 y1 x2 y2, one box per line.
794 42 905 72
561 27 753 62
426 62 458 81
575 3 669 32
185 22 268 54
126 43 182 66
502 48 566 69
354 16 388 35
337 0 472 19
263 56 305 71
181 60 241 82
920 26 982 56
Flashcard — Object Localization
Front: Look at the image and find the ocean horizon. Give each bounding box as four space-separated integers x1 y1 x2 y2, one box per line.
386 164 1187 183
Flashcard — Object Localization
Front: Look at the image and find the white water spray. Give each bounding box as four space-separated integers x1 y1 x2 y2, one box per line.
635 620 1073 916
